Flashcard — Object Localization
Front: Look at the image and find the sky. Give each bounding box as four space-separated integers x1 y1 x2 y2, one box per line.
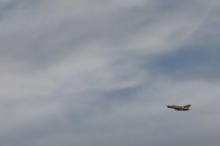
0 0 220 146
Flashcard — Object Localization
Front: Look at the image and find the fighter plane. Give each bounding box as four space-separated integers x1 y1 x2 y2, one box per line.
167 104 191 111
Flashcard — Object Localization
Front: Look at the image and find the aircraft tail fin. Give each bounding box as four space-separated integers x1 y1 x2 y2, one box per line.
184 104 191 108
183 104 191 110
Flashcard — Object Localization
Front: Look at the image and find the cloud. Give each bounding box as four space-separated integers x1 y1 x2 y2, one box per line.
147 7 220 81
0 0 220 146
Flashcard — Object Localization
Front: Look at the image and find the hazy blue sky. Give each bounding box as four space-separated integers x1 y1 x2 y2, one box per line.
1 0 220 146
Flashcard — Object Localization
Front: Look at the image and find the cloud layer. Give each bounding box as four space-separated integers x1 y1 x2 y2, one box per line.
1 0 220 146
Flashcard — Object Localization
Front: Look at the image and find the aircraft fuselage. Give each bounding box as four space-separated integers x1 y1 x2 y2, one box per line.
167 104 191 111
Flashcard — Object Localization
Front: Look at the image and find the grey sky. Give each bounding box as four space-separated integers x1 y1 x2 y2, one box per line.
0 0 220 146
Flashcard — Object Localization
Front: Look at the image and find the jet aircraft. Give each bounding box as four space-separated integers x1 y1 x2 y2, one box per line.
167 104 191 111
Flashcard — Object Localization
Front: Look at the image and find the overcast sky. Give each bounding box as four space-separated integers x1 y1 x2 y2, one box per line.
1 0 220 146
